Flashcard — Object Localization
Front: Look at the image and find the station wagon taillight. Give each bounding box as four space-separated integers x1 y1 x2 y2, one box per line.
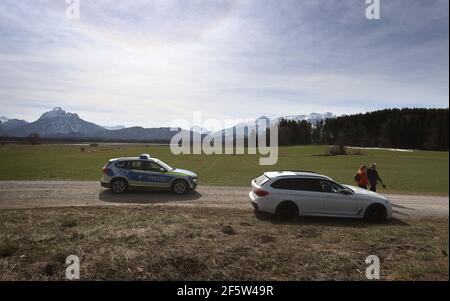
255 189 269 197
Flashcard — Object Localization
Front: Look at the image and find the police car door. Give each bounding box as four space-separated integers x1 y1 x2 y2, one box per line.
141 161 172 188
125 160 149 187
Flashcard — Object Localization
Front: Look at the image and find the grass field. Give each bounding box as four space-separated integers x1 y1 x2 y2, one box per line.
0 206 448 280
0 143 448 195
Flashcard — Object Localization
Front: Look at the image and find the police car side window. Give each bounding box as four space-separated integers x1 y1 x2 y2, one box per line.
141 162 163 172
116 161 130 169
150 162 163 172
141 161 161 172
129 161 143 170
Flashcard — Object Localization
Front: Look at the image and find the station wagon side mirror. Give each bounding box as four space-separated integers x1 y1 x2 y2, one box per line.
160 168 166 172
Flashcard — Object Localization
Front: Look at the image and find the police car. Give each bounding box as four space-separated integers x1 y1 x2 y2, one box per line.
100 154 198 194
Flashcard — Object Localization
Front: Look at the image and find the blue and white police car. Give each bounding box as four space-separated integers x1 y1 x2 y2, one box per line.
100 154 198 194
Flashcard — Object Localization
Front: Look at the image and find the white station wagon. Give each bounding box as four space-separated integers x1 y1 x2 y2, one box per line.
249 171 392 222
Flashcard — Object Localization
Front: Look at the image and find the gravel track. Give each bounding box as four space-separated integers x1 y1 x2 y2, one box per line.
0 181 448 218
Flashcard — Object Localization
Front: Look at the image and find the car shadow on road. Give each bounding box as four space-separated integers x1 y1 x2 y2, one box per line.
254 211 410 227
98 189 202 204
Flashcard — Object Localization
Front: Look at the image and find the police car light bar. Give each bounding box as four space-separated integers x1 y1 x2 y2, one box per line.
139 154 151 159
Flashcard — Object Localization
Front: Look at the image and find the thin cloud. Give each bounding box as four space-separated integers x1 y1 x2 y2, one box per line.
0 0 448 127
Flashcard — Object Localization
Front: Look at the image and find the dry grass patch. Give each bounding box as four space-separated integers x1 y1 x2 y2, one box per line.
0 206 448 280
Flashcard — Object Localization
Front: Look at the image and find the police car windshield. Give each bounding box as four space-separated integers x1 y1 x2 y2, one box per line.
156 160 174 171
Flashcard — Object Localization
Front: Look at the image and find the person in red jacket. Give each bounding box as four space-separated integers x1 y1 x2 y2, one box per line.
354 165 369 189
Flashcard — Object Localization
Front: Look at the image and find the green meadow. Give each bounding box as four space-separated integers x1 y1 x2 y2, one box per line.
0 143 448 195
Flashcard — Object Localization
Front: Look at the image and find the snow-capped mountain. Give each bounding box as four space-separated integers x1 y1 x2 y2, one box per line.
209 113 333 139
0 118 28 128
21 107 105 137
92 126 187 141
0 107 185 141
0 117 29 136
208 116 270 140
102 125 126 130
190 125 211 135
273 112 334 125
0 108 334 141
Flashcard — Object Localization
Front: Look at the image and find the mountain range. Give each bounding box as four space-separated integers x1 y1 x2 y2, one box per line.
0 107 334 141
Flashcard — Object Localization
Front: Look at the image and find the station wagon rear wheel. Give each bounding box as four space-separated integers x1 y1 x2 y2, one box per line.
275 202 298 220
111 179 127 194
172 180 188 195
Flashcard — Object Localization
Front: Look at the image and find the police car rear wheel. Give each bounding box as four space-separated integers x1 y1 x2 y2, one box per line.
111 179 127 194
172 180 187 195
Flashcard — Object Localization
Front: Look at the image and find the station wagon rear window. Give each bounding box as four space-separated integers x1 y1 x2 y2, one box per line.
271 178 322 192
254 174 270 186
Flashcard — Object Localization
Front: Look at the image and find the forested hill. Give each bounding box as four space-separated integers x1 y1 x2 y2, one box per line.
277 108 449 151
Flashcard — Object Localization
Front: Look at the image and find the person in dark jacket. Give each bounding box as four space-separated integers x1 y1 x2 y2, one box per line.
367 163 385 192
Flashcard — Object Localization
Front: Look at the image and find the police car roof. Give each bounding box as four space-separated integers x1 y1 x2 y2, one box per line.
264 171 332 180
111 156 156 162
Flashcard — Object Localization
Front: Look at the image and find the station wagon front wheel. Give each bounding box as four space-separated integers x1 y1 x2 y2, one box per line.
364 204 387 223
111 179 127 194
172 180 188 195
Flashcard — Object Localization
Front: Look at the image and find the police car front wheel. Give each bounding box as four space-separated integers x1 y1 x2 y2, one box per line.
172 180 188 195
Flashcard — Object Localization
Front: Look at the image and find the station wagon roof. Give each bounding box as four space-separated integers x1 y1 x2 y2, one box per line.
264 171 332 180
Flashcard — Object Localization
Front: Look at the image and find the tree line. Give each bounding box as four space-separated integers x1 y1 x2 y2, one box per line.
276 108 449 151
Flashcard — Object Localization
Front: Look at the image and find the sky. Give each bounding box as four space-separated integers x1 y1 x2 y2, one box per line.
0 0 448 128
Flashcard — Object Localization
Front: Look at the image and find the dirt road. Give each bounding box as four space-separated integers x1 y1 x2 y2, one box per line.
0 181 448 218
